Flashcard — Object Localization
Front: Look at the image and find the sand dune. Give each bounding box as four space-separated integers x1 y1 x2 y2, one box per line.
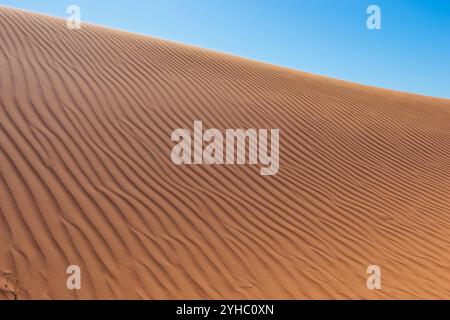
1 7 450 299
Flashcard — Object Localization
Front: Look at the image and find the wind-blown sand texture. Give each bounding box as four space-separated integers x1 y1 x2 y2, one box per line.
1 7 450 299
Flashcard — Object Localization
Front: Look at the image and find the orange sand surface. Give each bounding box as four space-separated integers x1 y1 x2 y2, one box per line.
1 7 450 299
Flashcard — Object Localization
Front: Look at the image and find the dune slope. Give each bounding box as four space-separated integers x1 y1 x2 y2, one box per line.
1 7 450 299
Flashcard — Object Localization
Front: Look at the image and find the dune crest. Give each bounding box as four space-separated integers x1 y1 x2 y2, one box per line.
1 7 450 299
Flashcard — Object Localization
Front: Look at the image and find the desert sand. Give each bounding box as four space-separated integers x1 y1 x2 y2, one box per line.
1 7 450 299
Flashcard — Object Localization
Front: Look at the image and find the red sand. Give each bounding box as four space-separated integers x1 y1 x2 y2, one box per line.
1 7 450 299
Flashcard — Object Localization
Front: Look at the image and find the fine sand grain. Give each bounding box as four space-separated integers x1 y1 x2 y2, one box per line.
1 7 450 299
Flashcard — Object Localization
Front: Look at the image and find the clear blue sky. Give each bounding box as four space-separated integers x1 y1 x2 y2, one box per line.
3 0 449 98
